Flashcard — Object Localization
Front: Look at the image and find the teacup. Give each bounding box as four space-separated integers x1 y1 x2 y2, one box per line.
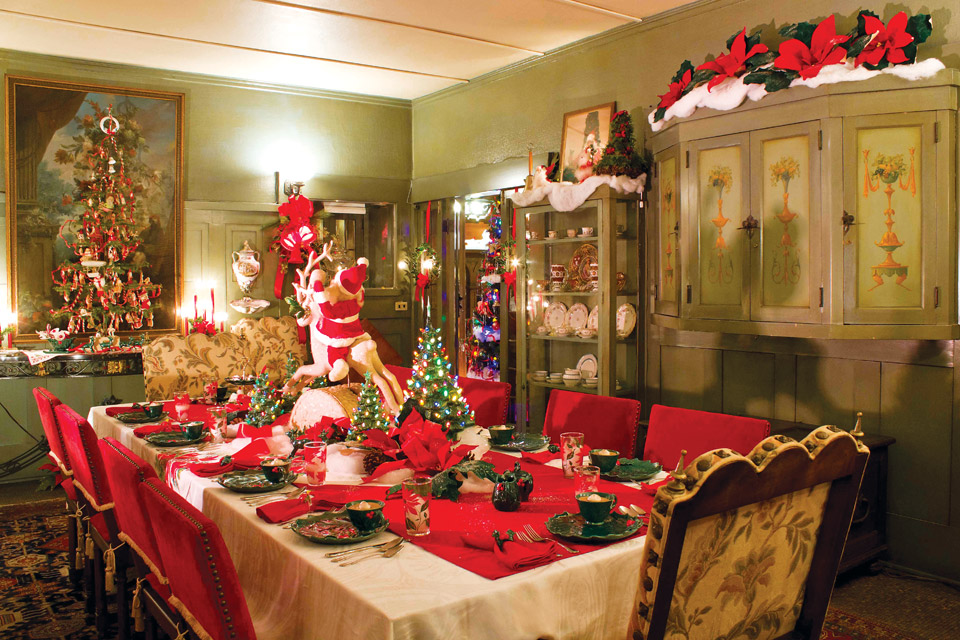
259 457 292 483
143 403 164 420
577 329 596 339
576 491 617 523
528 231 539 240
216 386 230 403
547 230 557 239
566 229 577 238
346 500 386 533
179 421 205 440
591 449 620 473
488 424 515 445
581 227 594 236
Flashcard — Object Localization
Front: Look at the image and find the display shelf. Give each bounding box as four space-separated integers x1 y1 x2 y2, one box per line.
526 378 633 397
527 334 598 344
535 291 598 297
528 236 598 246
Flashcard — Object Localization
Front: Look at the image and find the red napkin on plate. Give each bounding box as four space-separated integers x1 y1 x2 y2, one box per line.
520 445 591 466
189 439 270 477
106 405 142 417
642 478 671 496
256 497 313 524
133 423 179 438
255 485 392 524
462 532 564 570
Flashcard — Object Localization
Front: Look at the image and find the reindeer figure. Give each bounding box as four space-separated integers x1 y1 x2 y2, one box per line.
286 242 405 415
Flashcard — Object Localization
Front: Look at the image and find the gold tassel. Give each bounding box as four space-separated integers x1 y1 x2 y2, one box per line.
103 543 120 595
73 509 86 570
131 578 145 633
84 518 95 560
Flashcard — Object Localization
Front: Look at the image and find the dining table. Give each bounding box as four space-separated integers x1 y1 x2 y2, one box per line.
88 402 663 640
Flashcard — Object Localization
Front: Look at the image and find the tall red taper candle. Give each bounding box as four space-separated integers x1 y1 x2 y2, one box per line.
210 287 215 318
528 149 533 175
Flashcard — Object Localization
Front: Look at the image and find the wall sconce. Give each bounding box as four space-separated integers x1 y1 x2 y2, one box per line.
283 180 305 198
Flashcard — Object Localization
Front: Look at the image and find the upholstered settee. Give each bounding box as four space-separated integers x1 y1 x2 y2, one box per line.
142 316 306 401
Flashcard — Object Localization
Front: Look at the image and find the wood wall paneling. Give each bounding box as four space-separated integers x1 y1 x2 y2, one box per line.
721 350 775 418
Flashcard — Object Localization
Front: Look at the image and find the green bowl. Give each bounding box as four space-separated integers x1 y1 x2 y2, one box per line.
345 500 386 533
575 491 617 524
179 421 205 440
488 425 515 445
590 449 620 473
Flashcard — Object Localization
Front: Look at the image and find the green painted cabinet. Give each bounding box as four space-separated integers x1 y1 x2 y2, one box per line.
650 71 959 339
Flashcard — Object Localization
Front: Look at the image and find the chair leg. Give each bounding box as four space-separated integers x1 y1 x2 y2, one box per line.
93 547 108 637
66 511 81 585
84 552 95 614
116 559 130 640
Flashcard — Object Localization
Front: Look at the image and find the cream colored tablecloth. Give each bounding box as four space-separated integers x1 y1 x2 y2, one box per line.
89 405 650 640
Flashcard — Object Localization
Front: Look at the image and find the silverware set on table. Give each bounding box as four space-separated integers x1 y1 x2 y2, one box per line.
325 537 405 566
618 504 647 520
518 524 579 554
241 487 307 507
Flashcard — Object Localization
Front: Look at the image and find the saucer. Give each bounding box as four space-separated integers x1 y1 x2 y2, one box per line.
599 459 662 482
144 431 205 447
218 470 292 493
291 511 389 544
116 411 169 424
490 433 551 452
544 511 642 542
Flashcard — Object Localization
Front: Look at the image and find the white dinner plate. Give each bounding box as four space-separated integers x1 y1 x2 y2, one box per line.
587 306 599 331
544 302 568 331
617 303 637 338
565 303 589 331
576 354 598 379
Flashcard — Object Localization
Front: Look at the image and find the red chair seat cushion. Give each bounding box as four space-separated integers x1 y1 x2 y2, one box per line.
643 404 771 469
543 390 641 455
458 377 511 428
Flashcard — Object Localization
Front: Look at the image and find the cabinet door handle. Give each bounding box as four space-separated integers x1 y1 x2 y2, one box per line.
686 284 692 303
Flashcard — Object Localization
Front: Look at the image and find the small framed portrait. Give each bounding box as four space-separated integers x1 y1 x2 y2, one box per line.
559 102 616 184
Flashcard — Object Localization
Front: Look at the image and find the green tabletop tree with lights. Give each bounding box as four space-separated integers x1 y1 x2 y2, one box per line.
594 109 647 179
350 372 394 440
407 326 475 437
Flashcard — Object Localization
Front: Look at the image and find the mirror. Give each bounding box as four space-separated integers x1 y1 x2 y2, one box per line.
316 201 396 290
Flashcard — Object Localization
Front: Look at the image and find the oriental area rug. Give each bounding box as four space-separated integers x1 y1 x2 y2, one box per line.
0 502 940 639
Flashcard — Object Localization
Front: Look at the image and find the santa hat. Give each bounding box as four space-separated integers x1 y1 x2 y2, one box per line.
336 258 368 295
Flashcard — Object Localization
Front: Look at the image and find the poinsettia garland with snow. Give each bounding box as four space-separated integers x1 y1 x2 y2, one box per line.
650 11 942 132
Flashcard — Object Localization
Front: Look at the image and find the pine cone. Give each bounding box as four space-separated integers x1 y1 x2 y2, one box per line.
362 449 389 475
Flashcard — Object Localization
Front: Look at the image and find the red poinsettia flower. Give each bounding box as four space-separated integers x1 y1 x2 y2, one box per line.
657 68 692 109
856 12 914 67
775 15 850 80
697 29 769 91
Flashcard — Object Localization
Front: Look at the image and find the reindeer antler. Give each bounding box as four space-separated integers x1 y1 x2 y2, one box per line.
294 250 323 302
317 240 334 263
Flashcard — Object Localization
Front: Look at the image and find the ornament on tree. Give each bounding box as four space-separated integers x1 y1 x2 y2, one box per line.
594 110 648 179
349 371 394 440
402 244 439 302
467 200 512 380
407 325 475 437
51 105 161 334
285 242 405 414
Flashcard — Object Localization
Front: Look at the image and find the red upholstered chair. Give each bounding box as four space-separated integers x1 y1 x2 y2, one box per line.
543 390 641 456
99 438 181 637
458 376 511 427
643 404 771 470
385 364 414 394
32 387 82 584
140 478 258 640
55 403 129 639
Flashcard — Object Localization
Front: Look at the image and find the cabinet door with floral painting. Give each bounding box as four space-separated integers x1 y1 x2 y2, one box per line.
842 112 943 325
749 122 822 323
685 133 750 320
654 145 681 316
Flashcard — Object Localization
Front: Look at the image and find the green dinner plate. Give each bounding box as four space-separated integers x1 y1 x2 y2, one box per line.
116 411 169 424
491 433 551 452
217 470 292 494
143 431 206 447
290 511 389 545
544 511 642 543
599 459 662 482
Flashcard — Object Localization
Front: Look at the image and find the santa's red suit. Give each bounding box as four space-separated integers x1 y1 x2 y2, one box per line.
311 258 370 379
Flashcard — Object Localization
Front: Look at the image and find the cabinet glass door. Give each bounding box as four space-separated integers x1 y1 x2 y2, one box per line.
686 133 750 320
842 113 938 324
654 146 680 316
750 122 822 323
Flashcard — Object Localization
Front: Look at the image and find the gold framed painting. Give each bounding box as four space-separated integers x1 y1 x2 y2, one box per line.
559 102 615 184
5 75 184 341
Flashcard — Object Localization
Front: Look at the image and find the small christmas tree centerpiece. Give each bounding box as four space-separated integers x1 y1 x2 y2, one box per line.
408 326 475 437
594 110 647 179
349 372 394 440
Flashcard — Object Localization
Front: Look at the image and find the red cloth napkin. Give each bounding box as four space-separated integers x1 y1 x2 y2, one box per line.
521 445 591 466
133 423 180 438
236 423 276 439
189 440 271 477
255 485 392 525
462 532 566 570
256 497 313 524
106 405 143 417
641 478 671 496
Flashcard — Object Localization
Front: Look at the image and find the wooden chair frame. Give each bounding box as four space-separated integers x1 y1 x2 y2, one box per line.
637 427 869 640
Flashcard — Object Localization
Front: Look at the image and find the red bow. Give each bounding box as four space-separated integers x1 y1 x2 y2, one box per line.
280 224 317 265
363 411 468 483
502 269 517 302
414 273 430 301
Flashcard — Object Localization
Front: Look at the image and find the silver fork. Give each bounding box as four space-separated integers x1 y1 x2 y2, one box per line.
524 524 579 554
243 487 305 506
515 530 563 557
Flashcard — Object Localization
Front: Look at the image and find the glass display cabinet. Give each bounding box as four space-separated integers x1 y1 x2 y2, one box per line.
515 185 642 431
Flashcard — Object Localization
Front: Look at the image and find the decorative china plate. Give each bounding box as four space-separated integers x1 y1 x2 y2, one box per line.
617 303 637 338
143 431 205 447
565 303 589 331
116 411 169 424
218 470 292 493
587 306 599 331
568 244 598 292
544 511 642 542
576 354 598 379
543 302 568 331
290 512 389 544
600 459 661 482
491 433 551 452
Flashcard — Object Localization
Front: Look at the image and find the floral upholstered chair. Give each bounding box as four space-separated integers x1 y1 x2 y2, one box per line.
142 332 249 401
633 426 869 640
231 316 307 381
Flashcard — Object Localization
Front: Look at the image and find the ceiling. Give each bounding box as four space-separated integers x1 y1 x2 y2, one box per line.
0 0 696 100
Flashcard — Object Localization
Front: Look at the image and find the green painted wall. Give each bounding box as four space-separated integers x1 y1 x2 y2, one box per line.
410 0 960 581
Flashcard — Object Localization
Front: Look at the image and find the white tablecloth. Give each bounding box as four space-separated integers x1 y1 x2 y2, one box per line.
89 405 651 640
